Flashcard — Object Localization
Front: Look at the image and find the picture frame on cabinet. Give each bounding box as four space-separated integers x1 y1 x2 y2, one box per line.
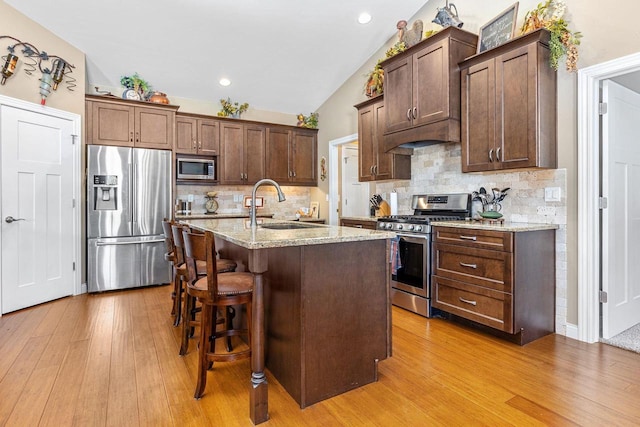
477 2 519 53
309 201 319 219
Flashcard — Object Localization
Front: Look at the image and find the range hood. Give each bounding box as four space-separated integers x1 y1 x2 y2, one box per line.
383 117 462 154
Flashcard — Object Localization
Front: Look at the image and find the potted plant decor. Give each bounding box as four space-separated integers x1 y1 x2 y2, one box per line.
521 0 582 72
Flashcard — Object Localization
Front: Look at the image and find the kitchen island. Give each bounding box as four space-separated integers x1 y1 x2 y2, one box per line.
182 218 394 424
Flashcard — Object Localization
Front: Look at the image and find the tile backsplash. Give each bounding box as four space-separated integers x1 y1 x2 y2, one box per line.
176 185 312 219
375 142 568 334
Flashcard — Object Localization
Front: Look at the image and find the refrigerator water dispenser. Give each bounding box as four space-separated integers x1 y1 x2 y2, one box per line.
93 175 118 210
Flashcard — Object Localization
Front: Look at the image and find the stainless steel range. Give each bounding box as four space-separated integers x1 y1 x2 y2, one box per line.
378 193 471 317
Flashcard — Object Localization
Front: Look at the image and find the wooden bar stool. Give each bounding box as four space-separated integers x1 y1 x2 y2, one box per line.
162 219 183 323
182 229 254 399
174 224 237 354
170 222 237 332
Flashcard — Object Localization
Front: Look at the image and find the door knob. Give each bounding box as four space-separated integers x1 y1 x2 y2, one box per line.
5 216 25 223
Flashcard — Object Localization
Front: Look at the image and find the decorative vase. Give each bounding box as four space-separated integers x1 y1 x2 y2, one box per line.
230 111 241 119
149 92 169 104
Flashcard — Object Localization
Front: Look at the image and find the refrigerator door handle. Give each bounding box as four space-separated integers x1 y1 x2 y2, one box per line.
96 238 165 246
131 162 136 226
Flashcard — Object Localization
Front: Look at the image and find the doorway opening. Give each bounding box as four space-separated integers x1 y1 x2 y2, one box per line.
328 134 371 225
578 52 640 344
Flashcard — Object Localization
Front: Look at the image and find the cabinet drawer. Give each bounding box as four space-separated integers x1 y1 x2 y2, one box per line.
433 242 512 292
432 276 513 333
340 219 377 230
433 226 512 252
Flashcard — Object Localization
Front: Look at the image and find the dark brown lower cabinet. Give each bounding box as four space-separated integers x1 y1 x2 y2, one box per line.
215 238 390 407
432 226 556 345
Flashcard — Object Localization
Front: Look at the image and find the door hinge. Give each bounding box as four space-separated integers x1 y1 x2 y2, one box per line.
72 262 76 271
599 102 608 115
599 197 608 209
71 134 78 144
599 290 608 303
72 198 76 208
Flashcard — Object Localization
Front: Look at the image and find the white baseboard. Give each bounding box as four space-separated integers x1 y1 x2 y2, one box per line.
565 323 579 340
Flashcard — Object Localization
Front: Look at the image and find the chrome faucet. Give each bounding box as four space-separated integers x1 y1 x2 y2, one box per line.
250 179 286 226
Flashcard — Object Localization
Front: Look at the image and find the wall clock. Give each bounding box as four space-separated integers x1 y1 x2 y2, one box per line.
122 89 141 101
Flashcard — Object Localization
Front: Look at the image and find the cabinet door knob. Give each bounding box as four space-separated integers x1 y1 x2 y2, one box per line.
459 235 477 241
192 140 196 149
130 132 134 143
488 149 494 162
496 147 501 161
406 108 412 121
198 141 202 149
135 132 139 143
413 107 417 119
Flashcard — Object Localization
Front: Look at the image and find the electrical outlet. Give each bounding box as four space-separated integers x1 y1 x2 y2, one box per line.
544 187 561 202
537 206 556 216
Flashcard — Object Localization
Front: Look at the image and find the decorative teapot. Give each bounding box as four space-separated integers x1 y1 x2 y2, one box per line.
432 1 464 28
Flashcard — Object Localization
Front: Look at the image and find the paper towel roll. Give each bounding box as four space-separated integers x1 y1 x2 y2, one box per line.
390 192 398 215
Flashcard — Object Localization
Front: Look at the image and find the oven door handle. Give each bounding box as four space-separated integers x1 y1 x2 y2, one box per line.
396 233 429 243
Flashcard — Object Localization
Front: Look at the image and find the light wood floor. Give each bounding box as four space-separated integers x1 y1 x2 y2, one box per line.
1 284 639 426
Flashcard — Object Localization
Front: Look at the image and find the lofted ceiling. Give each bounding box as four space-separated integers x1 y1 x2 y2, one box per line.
6 0 429 114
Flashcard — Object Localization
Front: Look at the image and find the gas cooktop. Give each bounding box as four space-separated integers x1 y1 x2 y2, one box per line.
377 193 471 235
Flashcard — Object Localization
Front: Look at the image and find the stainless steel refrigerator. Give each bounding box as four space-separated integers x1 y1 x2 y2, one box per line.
87 145 171 292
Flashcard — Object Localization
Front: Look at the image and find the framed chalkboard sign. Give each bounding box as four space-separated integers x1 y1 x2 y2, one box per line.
477 2 519 53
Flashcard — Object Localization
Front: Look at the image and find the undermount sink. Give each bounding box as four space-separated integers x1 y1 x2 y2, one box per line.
260 222 320 230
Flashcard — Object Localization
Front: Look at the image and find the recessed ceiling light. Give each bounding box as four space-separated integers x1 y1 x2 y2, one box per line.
358 12 372 24
219 78 231 87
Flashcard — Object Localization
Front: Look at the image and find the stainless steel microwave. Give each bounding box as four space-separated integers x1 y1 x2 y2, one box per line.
176 157 216 181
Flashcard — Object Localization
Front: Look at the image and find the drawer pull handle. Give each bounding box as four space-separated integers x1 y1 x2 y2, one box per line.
459 297 477 306
459 235 477 241
460 262 477 269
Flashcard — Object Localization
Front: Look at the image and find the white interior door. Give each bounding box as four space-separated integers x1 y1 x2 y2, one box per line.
341 146 369 217
1 103 76 313
601 80 640 339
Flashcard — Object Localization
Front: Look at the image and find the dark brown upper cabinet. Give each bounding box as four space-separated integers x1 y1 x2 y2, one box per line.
380 27 477 153
355 95 410 182
175 113 220 156
266 126 317 186
460 29 557 172
86 95 177 150
219 122 266 185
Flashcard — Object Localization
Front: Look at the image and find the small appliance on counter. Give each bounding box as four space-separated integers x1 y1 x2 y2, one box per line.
175 199 192 215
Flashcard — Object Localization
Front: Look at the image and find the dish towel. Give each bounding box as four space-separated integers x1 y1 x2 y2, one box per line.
390 236 402 275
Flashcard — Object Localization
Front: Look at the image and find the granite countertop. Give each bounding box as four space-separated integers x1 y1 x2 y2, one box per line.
175 213 273 220
432 220 559 232
181 218 395 249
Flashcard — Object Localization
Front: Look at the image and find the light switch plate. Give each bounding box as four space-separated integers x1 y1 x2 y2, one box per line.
544 187 561 202
244 196 263 208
